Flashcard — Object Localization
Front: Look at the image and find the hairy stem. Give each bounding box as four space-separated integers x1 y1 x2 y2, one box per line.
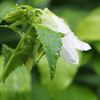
0 25 33 82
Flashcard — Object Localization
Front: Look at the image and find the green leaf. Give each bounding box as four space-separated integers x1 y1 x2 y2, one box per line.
76 7 100 41
0 5 16 23
0 5 32 24
0 25 36 82
9 26 24 37
35 24 62 79
0 56 31 100
32 83 51 100
0 25 23 37
3 6 27 23
21 5 34 10
9 17 29 27
56 84 98 100
2 44 14 66
38 56 80 97
8 5 34 26
1 44 29 82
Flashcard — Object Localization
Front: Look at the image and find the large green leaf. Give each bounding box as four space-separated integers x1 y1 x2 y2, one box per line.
56 84 98 100
76 7 100 41
35 24 62 79
38 56 80 97
32 83 51 100
0 56 31 100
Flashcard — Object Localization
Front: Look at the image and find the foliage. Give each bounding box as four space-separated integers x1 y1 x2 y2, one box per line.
0 0 100 100
35 25 62 79
0 56 31 100
56 84 98 100
38 56 80 98
76 7 100 41
0 4 63 82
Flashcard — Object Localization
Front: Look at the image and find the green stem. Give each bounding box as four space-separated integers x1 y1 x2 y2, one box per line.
36 49 45 62
0 25 33 82
32 44 38 66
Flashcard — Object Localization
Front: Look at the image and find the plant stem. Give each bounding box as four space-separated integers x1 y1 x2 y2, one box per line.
32 44 39 66
0 25 33 82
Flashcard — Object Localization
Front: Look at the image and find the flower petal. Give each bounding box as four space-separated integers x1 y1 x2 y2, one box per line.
72 34 91 51
52 15 70 34
60 45 79 65
40 8 91 66
61 31 91 66
42 19 58 32
41 13 70 34
61 31 79 65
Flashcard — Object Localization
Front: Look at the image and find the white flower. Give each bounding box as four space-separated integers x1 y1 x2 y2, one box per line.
41 9 91 66
60 31 91 66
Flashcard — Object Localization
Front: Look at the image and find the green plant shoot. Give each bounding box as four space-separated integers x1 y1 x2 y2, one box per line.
0 4 91 82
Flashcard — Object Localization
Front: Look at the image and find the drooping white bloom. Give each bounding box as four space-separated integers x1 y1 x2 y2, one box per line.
41 8 91 66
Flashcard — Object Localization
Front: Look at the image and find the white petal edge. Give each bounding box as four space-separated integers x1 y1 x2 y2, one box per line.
60 31 79 65
60 45 79 66
61 31 91 66
52 15 70 34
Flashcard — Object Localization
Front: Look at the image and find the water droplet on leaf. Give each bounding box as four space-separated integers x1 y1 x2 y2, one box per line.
51 71 55 80
52 65 56 70
51 71 54 73
52 66 55 67
54 52 59 58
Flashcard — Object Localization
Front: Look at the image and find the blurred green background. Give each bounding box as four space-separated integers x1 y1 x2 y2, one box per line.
0 0 100 100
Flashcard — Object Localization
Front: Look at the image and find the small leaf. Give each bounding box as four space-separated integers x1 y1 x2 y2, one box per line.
9 17 29 27
2 44 14 66
21 5 34 10
0 25 24 37
0 25 9 28
8 5 34 26
0 5 16 23
0 44 29 82
35 24 62 79
3 6 27 23
9 26 24 37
